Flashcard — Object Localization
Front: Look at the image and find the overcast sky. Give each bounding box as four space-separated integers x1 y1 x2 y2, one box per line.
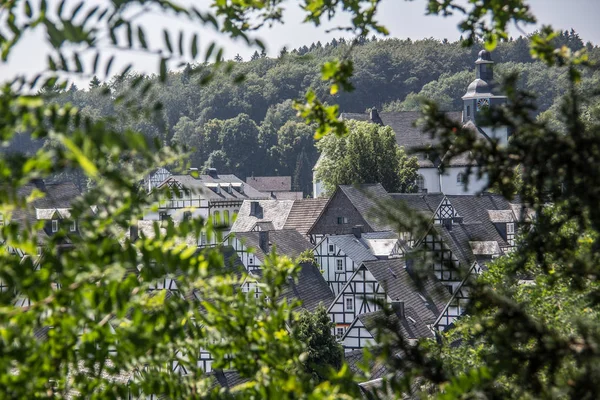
1 0 598 86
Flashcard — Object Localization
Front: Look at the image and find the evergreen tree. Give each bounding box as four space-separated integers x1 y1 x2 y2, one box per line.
234 53 243 62
89 75 101 90
251 50 260 60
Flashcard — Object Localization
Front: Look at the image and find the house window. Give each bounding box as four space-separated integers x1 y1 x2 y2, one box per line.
200 232 207 245
416 175 425 192
159 212 169 221
224 210 230 226
466 105 471 117
336 259 344 272
328 244 334 253
213 210 220 224
457 173 465 184
336 327 345 338
345 297 353 311
183 211 192 221
0 213 3 226
507 223 515 234
337 217 348 224
51 220 58 233
178 189 183 199
248 255 254 265
445 285 453 294
70 221 76 232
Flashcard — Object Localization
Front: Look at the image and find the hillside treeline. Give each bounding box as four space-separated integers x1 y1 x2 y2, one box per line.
13 30 599 194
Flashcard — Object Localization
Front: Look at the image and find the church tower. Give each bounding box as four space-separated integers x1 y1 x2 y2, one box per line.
462 50 509 144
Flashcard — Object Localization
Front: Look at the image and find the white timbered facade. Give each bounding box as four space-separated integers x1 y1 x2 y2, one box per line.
314 236 368 296
228 236 261 272
327 265 386 336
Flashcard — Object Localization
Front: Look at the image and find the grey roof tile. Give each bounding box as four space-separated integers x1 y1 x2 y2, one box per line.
344 348 388 380
358 307 434 341
229 200 295 233
283 198 328 235
363 258 451 325
159 174 269 201
245 176 292 192
338 184 393 232
233 229 313 263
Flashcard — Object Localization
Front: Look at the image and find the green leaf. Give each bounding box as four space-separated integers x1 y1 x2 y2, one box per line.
191 34 198 58
24 1 33 18
60 136 99 178
137 27 147 49
159 57 168 82
163 30 173 53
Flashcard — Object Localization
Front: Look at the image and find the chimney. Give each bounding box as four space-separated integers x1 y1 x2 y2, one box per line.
352 225 363 239
453 216 463 224
129 224 139 242
392 301 405 320
443 218 453 231
207 168 218 178
259 230 269 253
369 108 384 126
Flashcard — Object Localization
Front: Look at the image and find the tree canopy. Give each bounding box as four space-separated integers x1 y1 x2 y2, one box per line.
315 120 419 194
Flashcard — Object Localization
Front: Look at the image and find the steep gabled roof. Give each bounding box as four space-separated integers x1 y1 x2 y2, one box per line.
245 176 292 192
344 348 388 380
283 198 328 235
229 200 295 233
233 229 313 263
357 307 434 341
338 184 393 232
363 258 451 325
283 262 334 312
390 193 445 218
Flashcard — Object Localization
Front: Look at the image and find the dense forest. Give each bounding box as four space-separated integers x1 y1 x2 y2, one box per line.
13 30 599 195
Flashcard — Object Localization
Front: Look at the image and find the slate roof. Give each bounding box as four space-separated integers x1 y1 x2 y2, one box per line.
208 369 249 390
390 193 445 217
344 348 388 380
247 261 334 313
327 231 399 264
270 191 304 200
283 198 328 235
338 184 393 232
283 262 335 312
233 229 313 263
358 307 434 341
245 176 292 192
158 174 268 202
229 200 295 233
363 258 451 325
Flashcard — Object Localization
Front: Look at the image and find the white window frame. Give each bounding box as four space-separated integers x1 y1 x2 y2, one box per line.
70 221 76 232
51 220 58 233
336 259 344 272
507 223 515 234
345 297 353 311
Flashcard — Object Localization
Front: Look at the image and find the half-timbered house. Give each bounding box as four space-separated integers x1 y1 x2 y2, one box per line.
313 228 403 295
145 169 268 246
229 229 313 271
327 258 451 337
341 304 433 352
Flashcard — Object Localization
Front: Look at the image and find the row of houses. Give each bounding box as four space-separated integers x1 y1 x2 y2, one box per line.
227 182 527 353
1 49 527 395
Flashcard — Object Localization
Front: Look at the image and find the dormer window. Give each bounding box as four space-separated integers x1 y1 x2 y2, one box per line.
51 220 58 233
70 221 76 232
457 173 465 184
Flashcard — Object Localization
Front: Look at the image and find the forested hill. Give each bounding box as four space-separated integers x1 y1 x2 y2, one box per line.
17 30 599 195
